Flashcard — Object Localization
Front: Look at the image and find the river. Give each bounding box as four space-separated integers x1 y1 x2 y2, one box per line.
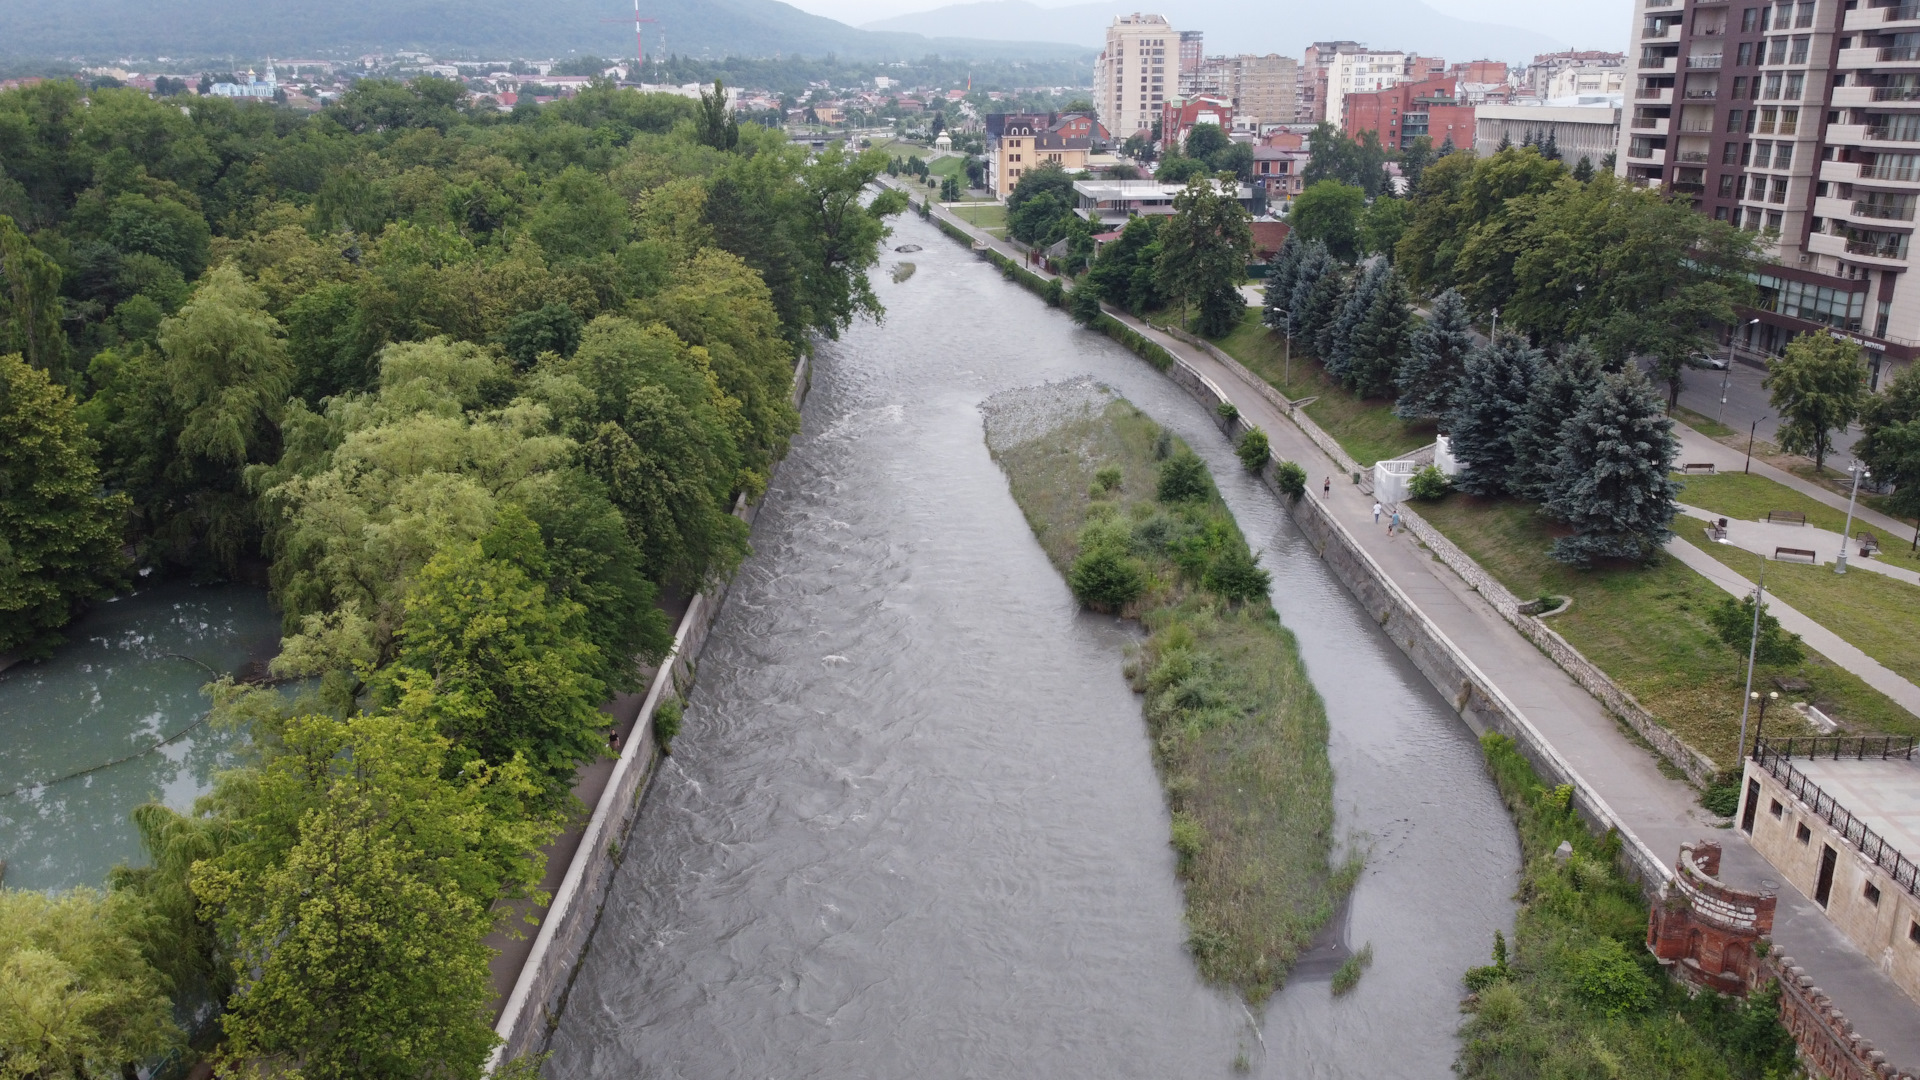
0 582 280 892
543 210 1520 1078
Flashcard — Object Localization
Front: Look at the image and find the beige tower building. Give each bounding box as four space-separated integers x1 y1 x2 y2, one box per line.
1230 54 1300 129
1097 13 1179 138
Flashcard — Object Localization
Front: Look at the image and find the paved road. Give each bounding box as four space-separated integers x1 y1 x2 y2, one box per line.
1668 355 1867 462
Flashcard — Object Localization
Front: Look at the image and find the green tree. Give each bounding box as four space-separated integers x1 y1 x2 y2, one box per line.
0 887 180 1078
1705 593 1805 666
0 353 129 657
1084 215 1165 315
1399 135 1435 192
791 143 908 338
1345 266 1413 400
1322 259 1384 383
696 80 740 151
1155 154 1207 184
1511 343 1602 502
0 214 68 378
1301 123 1390 196
1448 336 1542 497
1359 195 1411 258
1395 288 1473 420
1182 123 1231 163
529 167 628 261
1545 368 1680 566
1765 332 1868 471
501 303 584 369
1203 544 1271 604
1006 161 1078 246
1236 427 1270 471
1295 261 1349 356
1287 180 1366 262
1857 365 1920 544
1068 543 1146 611
1156 176 1251 332
1157 450 1211 501
195 701 551 1080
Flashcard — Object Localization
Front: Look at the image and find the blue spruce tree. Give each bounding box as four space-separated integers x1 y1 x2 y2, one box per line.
1545 367 1681 566
1511 341 1603 502
1396 289 1474 420
1447 334 1543 497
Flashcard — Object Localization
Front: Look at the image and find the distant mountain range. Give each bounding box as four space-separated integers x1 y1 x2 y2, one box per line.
0 0 1091 62
864 0 1605 64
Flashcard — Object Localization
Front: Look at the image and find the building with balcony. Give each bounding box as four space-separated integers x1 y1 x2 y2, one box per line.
1096 14 1179 137
985 112 1101 199
1617 0 1920 377
1343 75 1477 151
1740 737 1920 1008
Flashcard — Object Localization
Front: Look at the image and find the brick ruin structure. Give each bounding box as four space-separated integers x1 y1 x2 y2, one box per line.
1645 841 1918 1080
1647 839 1776 994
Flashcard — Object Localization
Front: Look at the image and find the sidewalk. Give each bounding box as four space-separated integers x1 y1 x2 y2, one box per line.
1676 502 1920 586
1671 422 1918 546
916 200 1920 1065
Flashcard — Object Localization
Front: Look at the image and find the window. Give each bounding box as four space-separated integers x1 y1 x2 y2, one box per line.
1729 107 1746 132
1759 107 1777 133
1720 174 1738 196
1786 73 1805 99
1865 882 1882 905
1769 38 1790 65
1797 822 1812 843
1775 143 1793 168
1760 4 1774 30
1749 140 1764 165
1747 109 1759 132
1768 210 1785 230
1765 73 1783 98
1734 174 1749 199
1743 7 1761 32
1717 205 1732 220
1791 36 1811 64
1738 42 1756 67
1770 799 1784 818
1725 142 1742 164
1772 177 1790 202
1733 78 1749 102
1911 921 1920 945
1781 108 1800 134
1797 1 1814 27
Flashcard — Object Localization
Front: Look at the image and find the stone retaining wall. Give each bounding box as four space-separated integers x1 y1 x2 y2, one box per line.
489 352 811 1066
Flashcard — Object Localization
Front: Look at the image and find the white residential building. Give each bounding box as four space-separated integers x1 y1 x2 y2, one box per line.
1096 13 1179 137
1326 49 1410 126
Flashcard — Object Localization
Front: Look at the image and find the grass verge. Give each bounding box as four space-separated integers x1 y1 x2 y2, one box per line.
1690 538 1920 699
1415 494 1911 762
1457 734 1799 1079
987 391 1349 1003
949 203 1007 235
1207 309 1434 465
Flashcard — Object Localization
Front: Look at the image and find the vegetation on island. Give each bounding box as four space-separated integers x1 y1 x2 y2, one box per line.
987 391 1348 1003
0 74 903 1076
1459 734 1798 1080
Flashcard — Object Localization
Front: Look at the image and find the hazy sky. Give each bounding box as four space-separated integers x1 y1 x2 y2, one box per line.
785 0 1632 49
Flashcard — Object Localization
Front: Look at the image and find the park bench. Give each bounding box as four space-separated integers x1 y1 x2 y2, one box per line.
1705 522 1729 542
1767 510 1808 525
1775 546 1818 563
1857 530 1880 557
1680 463 1718 475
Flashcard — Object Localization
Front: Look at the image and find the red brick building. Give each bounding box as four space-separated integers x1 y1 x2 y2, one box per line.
1158 95 1233 153
1450 60 1509 84
1342 75 1475 151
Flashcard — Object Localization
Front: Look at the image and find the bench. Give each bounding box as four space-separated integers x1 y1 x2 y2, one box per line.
1705 523 1729 542
1775 546 1818 563
1767 510 1808 525
1680 462 1718 475
1857 530 1880 556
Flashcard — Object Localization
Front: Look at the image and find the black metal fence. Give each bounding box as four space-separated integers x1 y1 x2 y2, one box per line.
1752 737 1920 900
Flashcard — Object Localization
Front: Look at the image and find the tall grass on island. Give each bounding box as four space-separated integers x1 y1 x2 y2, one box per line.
984 384 1350 1003
1459 734 1799 1079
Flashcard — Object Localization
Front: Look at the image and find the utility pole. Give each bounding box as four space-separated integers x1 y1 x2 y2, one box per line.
1735 561 1768 764
1744 413 1769 475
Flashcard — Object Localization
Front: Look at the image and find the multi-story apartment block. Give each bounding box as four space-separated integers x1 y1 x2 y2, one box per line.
1096 14 1179 138
1344 75 1478 150
1182 53 1301 129
985 112 1100 198
1326 49 1412 126
1618 0 1919 377
1179 31 1205 89
1300 41 1364 123
1545 65 1628 99
1526 50 1628 97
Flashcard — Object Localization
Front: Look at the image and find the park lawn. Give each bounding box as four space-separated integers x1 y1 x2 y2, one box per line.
1671 405 1736 439
949 203 1007 235
1691 537 1920 692
874 138 931 159
1675 471 1920 574
1209 309 1434 466
1415 493 1917 763
927 155 966 177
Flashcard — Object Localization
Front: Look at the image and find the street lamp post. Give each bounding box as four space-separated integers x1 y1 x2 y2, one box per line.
1837 462 1870 574
1490 306 1500 341
1744 413 1769 475
1735 561 1768 764
1749 690 1780 756
1719 317 1761 426
1284 308 1293 392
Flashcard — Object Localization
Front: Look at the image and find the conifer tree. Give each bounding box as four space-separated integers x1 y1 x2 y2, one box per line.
1395 289 1473 419
1287 241 1332 321
1541 130 1561 161
1298 263 1349 359
1545 367 1680 566
1263 234 1301 330
1346 266 1413 400
1447 334 1543 496
1322 260 1383 381
1572 156 1595 182
1511 341 1603 501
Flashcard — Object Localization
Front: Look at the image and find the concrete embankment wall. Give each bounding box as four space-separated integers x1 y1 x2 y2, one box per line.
490 352 811 1065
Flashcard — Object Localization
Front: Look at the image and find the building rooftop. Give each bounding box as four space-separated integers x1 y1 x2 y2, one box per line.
1793 754 1920 858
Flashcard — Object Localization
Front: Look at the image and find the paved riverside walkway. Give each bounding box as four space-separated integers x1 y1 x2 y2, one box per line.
910 196 1920 1063
1676 503 1920 587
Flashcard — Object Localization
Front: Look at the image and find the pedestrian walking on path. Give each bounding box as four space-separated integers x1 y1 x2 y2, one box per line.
1373 501 1383 524
1390 510 1401 537
1323 476 1331 497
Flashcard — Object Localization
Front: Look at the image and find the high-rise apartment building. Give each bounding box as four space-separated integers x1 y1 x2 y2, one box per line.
1326 49 1412 126
1180 31 1205 85
1300 41 1364 123
1617 0 1915 376
1230 54 1301 129
1096 14 1179 137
